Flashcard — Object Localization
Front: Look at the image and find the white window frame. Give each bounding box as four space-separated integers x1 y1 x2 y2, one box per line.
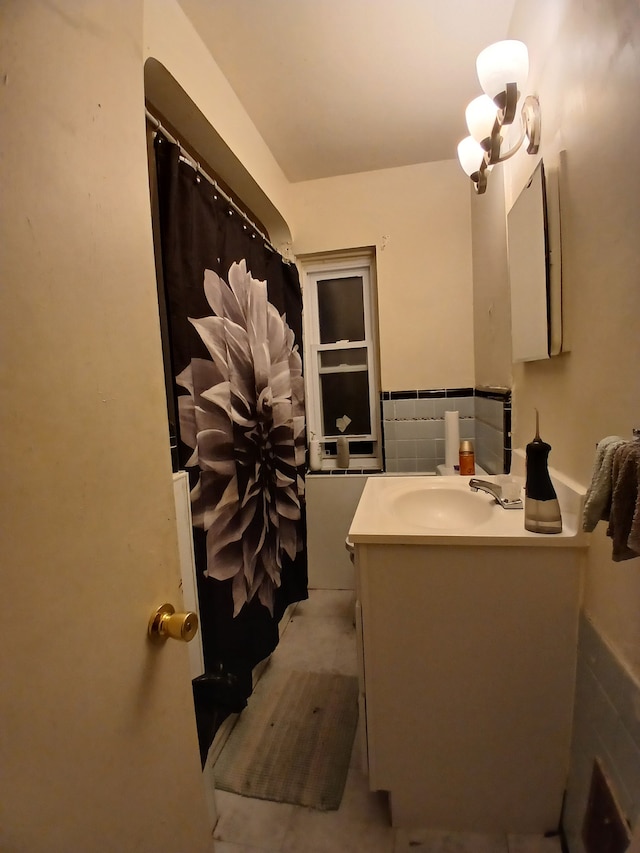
300 250 381 471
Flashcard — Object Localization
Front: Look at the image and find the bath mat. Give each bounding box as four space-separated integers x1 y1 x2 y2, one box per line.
213 669 359 810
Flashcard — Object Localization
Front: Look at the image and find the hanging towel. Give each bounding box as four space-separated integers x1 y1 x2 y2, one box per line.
582 436 627 531
606 440 640 561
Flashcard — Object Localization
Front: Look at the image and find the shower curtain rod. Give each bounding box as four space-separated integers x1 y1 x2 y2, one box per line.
145 107 286 259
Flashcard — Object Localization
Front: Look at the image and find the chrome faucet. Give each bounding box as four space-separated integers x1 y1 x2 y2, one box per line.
469 478 523 510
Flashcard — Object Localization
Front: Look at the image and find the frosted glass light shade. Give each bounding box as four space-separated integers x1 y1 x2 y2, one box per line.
457 136 485 177
476 39 529 101
465 95 499 144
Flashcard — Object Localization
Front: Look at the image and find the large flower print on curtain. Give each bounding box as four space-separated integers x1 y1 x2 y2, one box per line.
176 260 306 617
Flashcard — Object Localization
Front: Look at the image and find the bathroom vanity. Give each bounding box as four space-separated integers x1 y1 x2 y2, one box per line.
348 465 588 833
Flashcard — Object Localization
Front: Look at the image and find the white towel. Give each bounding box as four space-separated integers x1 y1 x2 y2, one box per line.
607 440 640 562
582 436 626 532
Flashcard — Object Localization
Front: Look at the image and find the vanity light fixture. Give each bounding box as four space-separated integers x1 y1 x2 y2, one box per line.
457 39 541 194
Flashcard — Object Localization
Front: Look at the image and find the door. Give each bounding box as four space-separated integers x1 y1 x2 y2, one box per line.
0 3 214 851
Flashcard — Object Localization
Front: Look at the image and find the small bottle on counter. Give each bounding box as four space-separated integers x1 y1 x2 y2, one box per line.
459 439 475 476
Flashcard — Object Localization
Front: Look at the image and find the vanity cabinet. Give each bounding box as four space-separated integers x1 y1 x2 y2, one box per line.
353 541 582 833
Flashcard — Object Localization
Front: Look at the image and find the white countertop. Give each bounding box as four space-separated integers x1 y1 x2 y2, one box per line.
348 469 589 548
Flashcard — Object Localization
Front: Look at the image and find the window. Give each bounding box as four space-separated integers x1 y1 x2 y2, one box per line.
301 250 381 470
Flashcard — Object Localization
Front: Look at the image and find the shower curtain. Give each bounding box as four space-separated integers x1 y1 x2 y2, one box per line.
154 133 308 723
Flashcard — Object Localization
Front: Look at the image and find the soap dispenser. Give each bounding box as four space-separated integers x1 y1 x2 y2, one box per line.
524 410 562 534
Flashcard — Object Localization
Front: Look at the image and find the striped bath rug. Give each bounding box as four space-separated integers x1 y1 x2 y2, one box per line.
213 668 359 810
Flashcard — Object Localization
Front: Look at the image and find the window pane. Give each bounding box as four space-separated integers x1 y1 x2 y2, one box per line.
319 347 367 369
320 371 371 436
317 276 365 343
325 440 375 457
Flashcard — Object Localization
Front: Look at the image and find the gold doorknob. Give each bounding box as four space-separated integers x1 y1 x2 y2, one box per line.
148 603 199 643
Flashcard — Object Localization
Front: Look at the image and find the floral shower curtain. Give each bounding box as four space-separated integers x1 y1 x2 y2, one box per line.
154 133 308 720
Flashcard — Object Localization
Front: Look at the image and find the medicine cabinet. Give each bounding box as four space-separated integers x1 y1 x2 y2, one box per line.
507 159 563 362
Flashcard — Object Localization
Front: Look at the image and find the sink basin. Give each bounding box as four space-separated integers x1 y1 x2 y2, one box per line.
390 486 494 529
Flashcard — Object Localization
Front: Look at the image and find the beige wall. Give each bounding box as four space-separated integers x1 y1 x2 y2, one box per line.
470 168 512 389
144 0 476 394
144 0 294 251
288 160 475 391
473 0 640 673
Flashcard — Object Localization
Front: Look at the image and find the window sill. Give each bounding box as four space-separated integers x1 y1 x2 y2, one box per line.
306 467 383 476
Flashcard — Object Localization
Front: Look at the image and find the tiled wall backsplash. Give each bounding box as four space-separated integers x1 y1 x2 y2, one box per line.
475 389 512 475
564 614 639 851
381 387 511 474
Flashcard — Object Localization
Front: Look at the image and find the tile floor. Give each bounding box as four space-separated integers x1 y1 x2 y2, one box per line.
211 590 563 853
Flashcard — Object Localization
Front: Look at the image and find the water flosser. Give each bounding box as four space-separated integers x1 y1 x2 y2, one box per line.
524 410 562 534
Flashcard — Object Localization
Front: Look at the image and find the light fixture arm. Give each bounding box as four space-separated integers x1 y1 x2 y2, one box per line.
487 95 541 165
488 118 526 165
474 165 488 194
497 81 519 125
492 124 526 163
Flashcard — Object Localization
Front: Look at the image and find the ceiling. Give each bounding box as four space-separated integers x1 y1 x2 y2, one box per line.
177 0 517 183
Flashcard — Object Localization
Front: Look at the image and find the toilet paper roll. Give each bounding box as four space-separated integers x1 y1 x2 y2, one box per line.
444 410 460 470
336 436 350 468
